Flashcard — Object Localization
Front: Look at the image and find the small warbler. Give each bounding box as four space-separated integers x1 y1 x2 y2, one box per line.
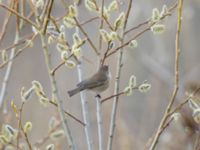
68 65 110 97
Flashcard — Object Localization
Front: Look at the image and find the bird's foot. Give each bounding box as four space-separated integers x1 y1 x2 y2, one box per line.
95 94 101 99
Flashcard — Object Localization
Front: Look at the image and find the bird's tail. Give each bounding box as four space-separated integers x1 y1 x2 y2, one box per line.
68 87 81 97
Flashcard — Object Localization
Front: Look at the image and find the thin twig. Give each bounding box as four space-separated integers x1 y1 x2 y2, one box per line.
50 16 60 32
50 53 74 76
74 17 100 55
51 61 65 76
16 102 24 149
149 1 183 149
42 0 52 22
27 0 40 20
162 117 174 132
0 33 34 52
17 102 33 150
145 117 174 150
0 34 37 69
124 20 149 35
0 3 38 29
49 101 86 126
19 0 26 29
80 16 99 26
101 41 112 65
42 0 54 35
0 0 14 45
101 91 124 104
86 0 114 31
103 15 114 30
101 87 138 104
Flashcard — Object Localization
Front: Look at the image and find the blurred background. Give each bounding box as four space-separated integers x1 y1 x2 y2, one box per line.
0 0 200 149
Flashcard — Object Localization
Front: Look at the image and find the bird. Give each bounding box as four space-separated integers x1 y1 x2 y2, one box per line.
68 65 110 97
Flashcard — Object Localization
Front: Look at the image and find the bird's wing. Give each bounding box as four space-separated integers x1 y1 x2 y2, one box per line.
77 74 107 89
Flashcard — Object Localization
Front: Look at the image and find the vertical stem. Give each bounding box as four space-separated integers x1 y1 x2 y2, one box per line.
96 96 104 150
38 0 75 148
74 3 93 150
107 50 123 150
96 0 105 149
40 34 75 150
107 1 133 149
74 1 93 148
77 64 94 150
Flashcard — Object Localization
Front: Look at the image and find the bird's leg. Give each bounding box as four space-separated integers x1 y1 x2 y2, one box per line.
95 94 101 99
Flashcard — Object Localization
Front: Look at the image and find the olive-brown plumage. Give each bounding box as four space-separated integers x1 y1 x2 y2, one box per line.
68 65 110 97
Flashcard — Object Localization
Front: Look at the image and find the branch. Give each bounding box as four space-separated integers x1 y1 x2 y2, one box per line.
0 3 38 29
96 1 105 149
96 96 104 150
17 102 33 150
73 2 95 149
40 34 75 150
50 61 65 76
107 0 133 149
106 2 178 58
101 41 112 65
76 64 94 150
80 16 99 26
124 20 149 35
0 0 14 45
74 17 100 55
0 34 37 69
0 33 34 52
101 91 124 104
0 1 21 107
149 1 183 149
49 101 86 126
50 53 74 76
42 0 54 35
